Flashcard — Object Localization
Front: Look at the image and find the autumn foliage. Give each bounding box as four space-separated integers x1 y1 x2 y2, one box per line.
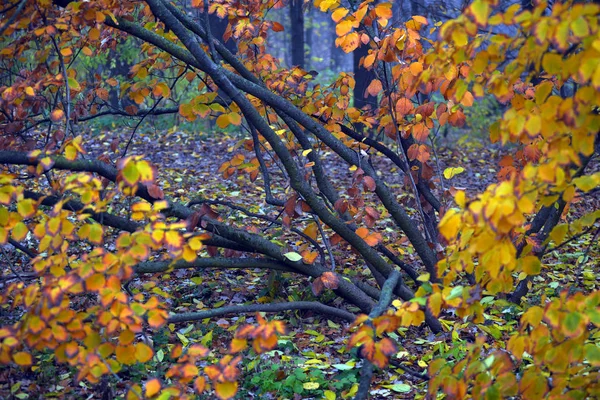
1 0 599 399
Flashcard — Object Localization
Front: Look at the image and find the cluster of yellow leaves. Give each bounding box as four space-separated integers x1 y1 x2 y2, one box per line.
438 180 538 294
427 1 600 397
428 291 600 399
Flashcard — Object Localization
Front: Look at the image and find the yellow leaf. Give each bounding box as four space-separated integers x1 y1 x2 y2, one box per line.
188 236 203 251
331 8 348 23
520 256 541 275
443 167 465 179
303 382 320 390
17 199 36 218
550 224 568 244
439 209 461 240
324 390 337 400
216 114 230 129
525 115 541 136
228 112 242 126
336 20 354 36
214 381 238 400
12 221 28 241
303 222 318 240
573 174 599 192
470 0 489 26
13 351 32 366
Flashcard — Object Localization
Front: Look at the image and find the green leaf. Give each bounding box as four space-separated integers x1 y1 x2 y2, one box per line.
584 343 600 366
382 383 411 393
67 76 81 91
332 363 354 370
283 252 303 262
446 286 464 300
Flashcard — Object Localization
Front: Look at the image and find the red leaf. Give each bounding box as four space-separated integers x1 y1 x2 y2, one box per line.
272 22 284 32
147 183 164 200
363 176 376 191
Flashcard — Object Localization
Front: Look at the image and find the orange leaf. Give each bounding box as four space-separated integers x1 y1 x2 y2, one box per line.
409 62 423 76
364 233 382 246
321 271 339 289
145 378 161 397
116 345 137 365
119 330 135 346
194 376 207 393
302 250 318 264
216 113 230 129
85 273 105 292
366 79 382 96
50 109 65 122
89 27 101 41
147 309 167 329
355 227 369 238
395 98 414 117
135 342 153 363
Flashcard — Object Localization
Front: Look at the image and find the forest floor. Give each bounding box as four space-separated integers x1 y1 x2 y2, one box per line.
1 125 598 399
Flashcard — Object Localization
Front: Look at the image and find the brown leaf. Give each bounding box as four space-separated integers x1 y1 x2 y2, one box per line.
311 277 324 296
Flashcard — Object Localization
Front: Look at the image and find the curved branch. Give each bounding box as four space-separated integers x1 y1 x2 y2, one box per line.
167 301 356 323
135 257 294 274
105 12 439 282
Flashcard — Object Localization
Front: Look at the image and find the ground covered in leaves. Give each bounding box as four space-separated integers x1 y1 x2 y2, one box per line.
1 122 598 399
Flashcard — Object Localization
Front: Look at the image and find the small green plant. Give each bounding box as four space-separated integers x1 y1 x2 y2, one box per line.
463 95 504 139
240 355 359 399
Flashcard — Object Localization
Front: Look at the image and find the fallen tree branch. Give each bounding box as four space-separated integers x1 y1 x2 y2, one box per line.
134 257 294 274
167 301 356 323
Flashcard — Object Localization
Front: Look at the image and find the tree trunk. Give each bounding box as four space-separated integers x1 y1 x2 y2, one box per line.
353 44 376 111
290 0 305 68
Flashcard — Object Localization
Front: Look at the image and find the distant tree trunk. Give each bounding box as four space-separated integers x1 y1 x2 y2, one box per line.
353 44 376 111
305 5 313 70
329 17 345 71
208 12 237 54
290 0 305 68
